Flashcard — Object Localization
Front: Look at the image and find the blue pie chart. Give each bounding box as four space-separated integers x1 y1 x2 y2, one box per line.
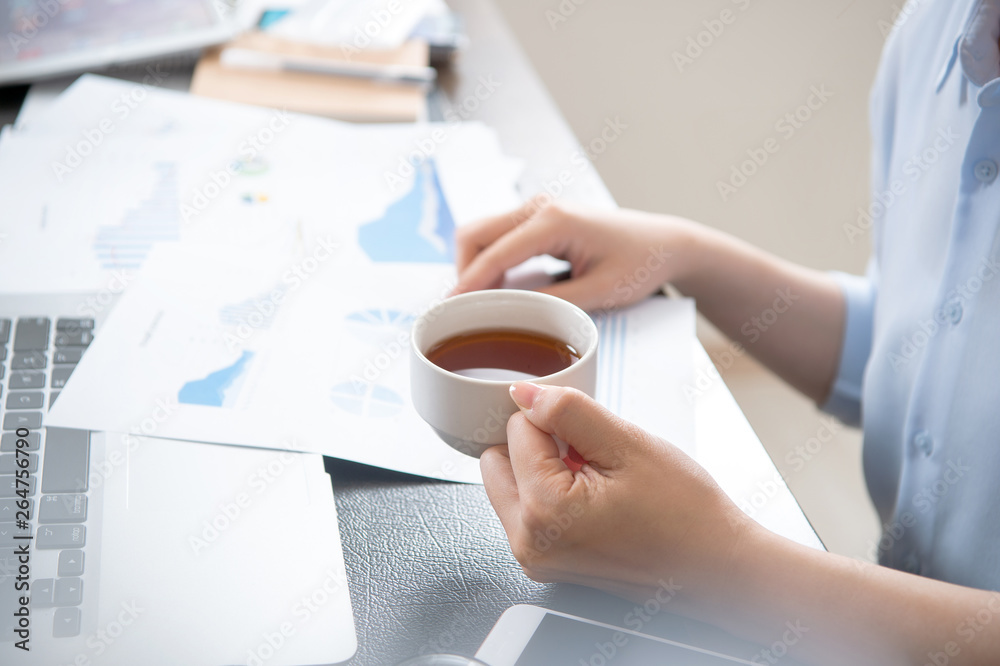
330 382 404 418
345 309 415 344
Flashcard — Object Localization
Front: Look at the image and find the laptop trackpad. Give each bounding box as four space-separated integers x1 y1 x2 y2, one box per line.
93 436 356 665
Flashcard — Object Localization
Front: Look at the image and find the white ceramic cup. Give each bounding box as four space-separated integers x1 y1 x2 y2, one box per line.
410 289 599 458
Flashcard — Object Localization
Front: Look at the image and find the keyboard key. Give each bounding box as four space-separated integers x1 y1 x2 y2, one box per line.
0 522 31 547
3 413 42 431
6 391 43 410
42 429 90 493
54 578 83 606
0 347 6 361
51 366 75 389
56 319 94 332
11 351 46 369
1 431 40 451
0 365 4 379
53 606 82 638
0 319 10 344
0 546 14 570
58 550 85 577
9 371 44 389
0 475 35 497
53 348 83 364
13 318 50 352
31 578 55 607
0 454 38 474
49 391 60 408
0 499 33 521
0 576 22 633
39 494 87 524
37 525 85 549
54 330 93 347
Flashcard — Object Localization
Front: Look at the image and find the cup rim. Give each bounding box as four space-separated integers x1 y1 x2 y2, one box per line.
410 289 599 387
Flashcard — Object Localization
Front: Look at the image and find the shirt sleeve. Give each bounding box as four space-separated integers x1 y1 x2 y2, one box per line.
821 261 877 427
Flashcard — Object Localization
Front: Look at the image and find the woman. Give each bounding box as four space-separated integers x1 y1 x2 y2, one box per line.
453 0 1000 663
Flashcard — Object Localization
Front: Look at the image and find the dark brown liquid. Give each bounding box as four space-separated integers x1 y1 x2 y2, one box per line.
426 329 581 380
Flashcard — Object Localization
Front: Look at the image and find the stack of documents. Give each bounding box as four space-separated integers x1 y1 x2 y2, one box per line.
191 31 432 121
190 0 460 121
0 74 695 484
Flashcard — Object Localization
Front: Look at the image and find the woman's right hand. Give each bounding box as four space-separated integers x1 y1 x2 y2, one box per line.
453 198 700 311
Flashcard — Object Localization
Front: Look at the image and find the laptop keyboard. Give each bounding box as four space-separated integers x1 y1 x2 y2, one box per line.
1 317 93 640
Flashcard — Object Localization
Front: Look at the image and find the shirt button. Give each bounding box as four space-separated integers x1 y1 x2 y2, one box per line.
945 300 964 324
975 160 998 184
913 430 934 456
902 552 921 575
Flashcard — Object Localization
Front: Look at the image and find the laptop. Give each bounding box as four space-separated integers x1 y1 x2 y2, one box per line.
0 293 357 664
0 0 258 86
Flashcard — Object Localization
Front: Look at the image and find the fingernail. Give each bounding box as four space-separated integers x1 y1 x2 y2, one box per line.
509 382 542 410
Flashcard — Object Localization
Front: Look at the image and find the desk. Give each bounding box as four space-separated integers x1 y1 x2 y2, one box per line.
0 1 821 663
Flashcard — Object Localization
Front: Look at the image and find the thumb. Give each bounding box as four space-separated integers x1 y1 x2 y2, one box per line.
508 382 636 471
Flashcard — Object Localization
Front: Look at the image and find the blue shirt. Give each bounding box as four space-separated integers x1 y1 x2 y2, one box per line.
824 0 1000 589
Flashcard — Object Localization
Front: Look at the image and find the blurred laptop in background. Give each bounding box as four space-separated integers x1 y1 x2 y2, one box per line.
0 0 259 86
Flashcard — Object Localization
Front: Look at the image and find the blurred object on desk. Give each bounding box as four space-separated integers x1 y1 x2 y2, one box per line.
191 30 429 121
265 0 435 49
260 0 466 64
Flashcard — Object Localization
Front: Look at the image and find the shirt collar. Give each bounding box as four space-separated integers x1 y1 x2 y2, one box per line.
935 0 1000 93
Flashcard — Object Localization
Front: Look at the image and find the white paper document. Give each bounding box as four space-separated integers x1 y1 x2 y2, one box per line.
47 239 696 482
26 76 696 483
0 75 518 293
